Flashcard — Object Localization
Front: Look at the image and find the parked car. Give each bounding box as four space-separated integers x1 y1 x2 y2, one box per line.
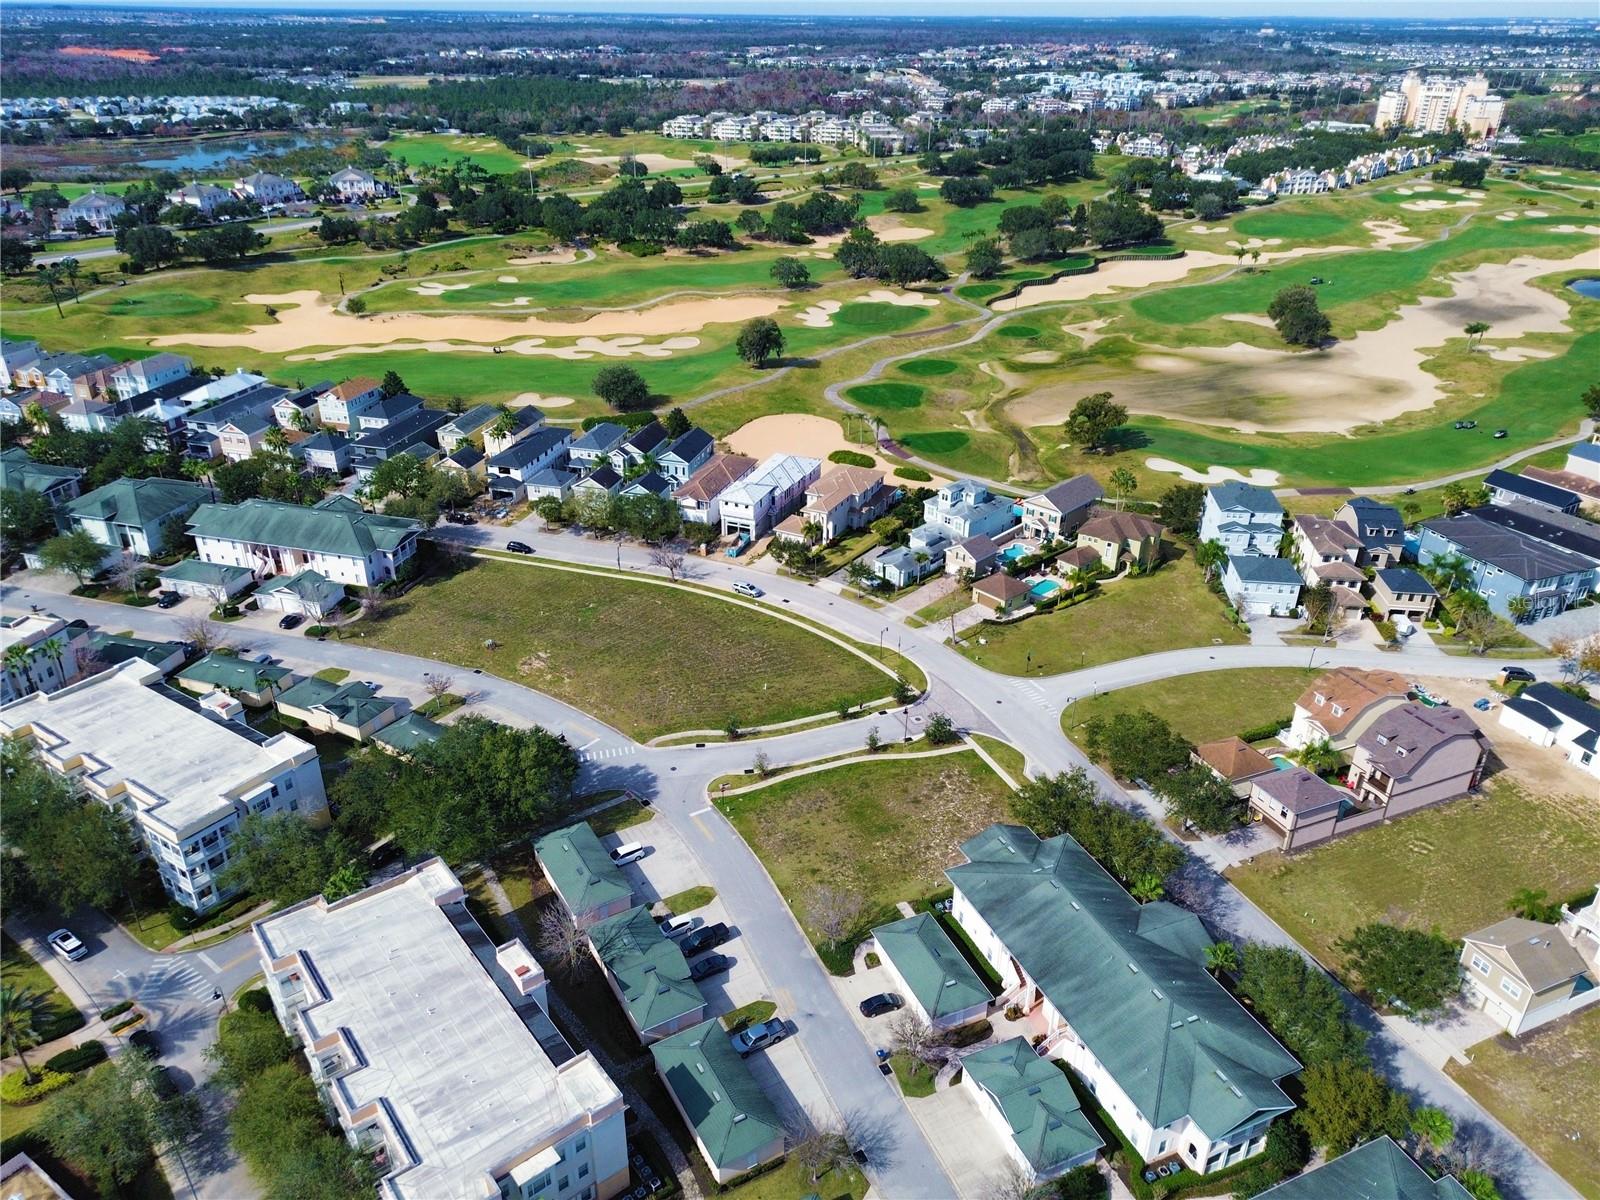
1453 420 1478 430
127 1028 160 1059
689 953 733 982
1493 429 1508 439
156 590 182 609
657 913 696 939
730 1017 788 1058
859 992 904 1018
277 613 304 630
1501 666 1536 683
47 928 86 961
608 841 646 865
732 581 764 599
680 922 731 957
505 541 534 554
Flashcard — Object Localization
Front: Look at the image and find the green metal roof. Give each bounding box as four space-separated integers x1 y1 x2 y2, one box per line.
588 905 703 1034
533 822 633 917
947 825 1299 1141
255 568 345 609
186 498 420 558
872 913 991 1020
65 476 210 530
179 652 292 692
275 676 395 727
962 1038 1102 1174
0 447 81 494
650 1018 785 1171
1256 1137 1472 1200
159 558 254 587
87 632 186 668
372 712 445 753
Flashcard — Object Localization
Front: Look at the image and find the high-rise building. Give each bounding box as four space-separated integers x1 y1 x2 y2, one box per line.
1374 72 1503 136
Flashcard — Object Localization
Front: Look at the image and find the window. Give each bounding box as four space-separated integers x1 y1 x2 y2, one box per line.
1500 978 1523 1000
1470 954 1491 976
575 1138 585 1153
558 1177 569 1192
577 1164 589 1180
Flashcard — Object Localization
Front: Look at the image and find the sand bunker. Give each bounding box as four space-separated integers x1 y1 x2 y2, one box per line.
1524 209 1550 218
1394 184 1435 195
809 214 936 249
795 300 842 328
290 334 702 364
1400 199 1480 211
1145 458 1282 487
1484 346 1556 363
725 413 948 483
1364 219 1421 248
1226 237 1282 249
1062 317 1116 346
408 281 471 296
148 290 784 355
861 289 939 308
1188 225 1229 235
1221 313 1276 328
497 275 518 284
1005 250 1590 435
1014 350 1062 364
581 152 739 172
994 246 1356 311
878 225 934 243
1552 224 1600 235
511 392 575 408
490 298 535 308
506 248 583 266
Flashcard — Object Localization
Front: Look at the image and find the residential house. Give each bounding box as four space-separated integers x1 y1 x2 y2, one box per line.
0 447 82 507
1283 667 1409 751
299 431 352 475
187 495 423 588
55 191 125 232
0 660 326 911
372 712 445 757
655 429 715 485
1468 502 1600 567
348 409 451 481
0 338 41 390
620 471 673 501
1484 468 1581 515
38 352 119 401
63 371 211 442
1369 567 1438 622
567 422 629 472
1418 512 1595 621
0 614 82 704
872 524 957 588
176 652 295 707
353 391 424 433
524 467 576 503
922 479 1017 543
675 454 755 527
316 378 383 431
572 466 623 502
718 454 822 537
435 404 501 453
62 476 210 558
166 183 233 215
1247 768 1349 851
483 407 545 458
252 858 630 1200
270 383 330 430
650 1020 786 1184
1199 483 1283 555
774 465 891 544
81 628 186 675
1459 917 1598 1036
486 429 574 503
1499 682 1600 779
870 913 991 1031
947 825 1299 1176
439 445 485 481
1223 554 1302 617
184 381 288 461
1290 514 1364 587
1255 1136 1471 1200
534 822 634 925
157 558 255 603
110 353 193 401
1191 737 1276 798
587 906 705 1044
608 422 669 475
234 171 303 206
973 572 1032 614
944 533 1003 581
1076 509 1164 572
962 1039 1103 1185
0 388 70 427
1019 476 1104 542
1563 440 1600 485
326 166 386 202
1345 703 1487 815
253 569 346 621
1333 498 1405 567
0 1151 76 1200
274 676 398 742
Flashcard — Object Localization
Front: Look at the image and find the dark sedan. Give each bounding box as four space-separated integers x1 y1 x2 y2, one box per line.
859 992 904 1018
689 953 733 982
680 922 731 958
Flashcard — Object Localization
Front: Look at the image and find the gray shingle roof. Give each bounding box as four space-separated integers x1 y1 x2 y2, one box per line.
1374 567 1435 596
1252 767 1346 816
1422 512 1596 582
1209 481 1283 516
1032 474 1104 516
1485 468 1580 512
1468 503 1600 564
1228 555 1303 585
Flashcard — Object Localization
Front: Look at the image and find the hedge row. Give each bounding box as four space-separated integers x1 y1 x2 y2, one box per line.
985 258 1100 305
0 1069 71 1105
895 465 933 482
828 449 876 468
45 1041 106 1075
1239 717 1292 743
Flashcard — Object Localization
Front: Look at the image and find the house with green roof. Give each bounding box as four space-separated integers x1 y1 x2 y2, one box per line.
650 1018 786 1183
85 631 188 675
187 495 421 588
871 913 992 1030
962 1038 1102 1183
274 676 399 742
176 652 295 707
158 557 255 602
533 822 634 924
1256 1136 1471 1200
586 905 705 1043
0 446 82 507
372 711 445 757
947 824 1299 1177
62 476 211 557
253 569 346 620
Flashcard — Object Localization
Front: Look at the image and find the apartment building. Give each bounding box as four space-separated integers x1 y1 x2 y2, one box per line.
188 495 423 588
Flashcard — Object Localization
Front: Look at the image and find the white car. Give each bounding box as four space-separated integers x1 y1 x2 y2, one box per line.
47 928 87 961
609 841 647 865
732 581 764 599
658 913 696 939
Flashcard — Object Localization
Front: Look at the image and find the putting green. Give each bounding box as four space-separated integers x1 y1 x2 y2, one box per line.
106 291 217 319
1233 210 1354 240
901 430 971 454
848 382 925 410
833 302 929 332
898 358 959 377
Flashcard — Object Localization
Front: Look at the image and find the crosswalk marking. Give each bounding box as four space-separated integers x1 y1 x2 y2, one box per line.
1016 680 1054 711
140 958 216 1001
580 745 637 762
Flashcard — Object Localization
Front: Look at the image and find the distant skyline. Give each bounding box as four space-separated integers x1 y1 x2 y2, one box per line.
10 0 1599 18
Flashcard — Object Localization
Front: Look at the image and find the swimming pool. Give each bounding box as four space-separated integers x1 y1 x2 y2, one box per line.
1271 755 1295 771
1029 579 1063 599
1000 544 1029 563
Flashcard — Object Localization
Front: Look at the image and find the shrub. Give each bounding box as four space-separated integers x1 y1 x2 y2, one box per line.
237 988 274 1015
1238 717 1291 743
99 1000 135 1021
828 449 876 468
863 952 881 968
45 1041 107 1074
109 1014 143 1034
0 1068 72 1104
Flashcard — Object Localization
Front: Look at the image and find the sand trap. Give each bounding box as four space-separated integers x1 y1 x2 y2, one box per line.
809 214 936 249
290 334 703 364
724 413 948 483
490 298 534 308
511 392 575 408
408 281 471 296
1188 225 1229 235
795 300 842 328
506 248 582 266
878 225 934 243
1497 213 1517 222
1006 250 1591 435
580 152 696 172
1394 184 1435 195
1400 199 1480 211
1146 458 1281 487
148 290 785 355
1552 224 1600 234
1014 350 1062 364
1221 312 1277 328
1225 237 1282 249
1484 346 1556 363
1364 219 1420 248
497 275 518 284
860 288 939 308
1524 209 1550 217
1062 317 1115 346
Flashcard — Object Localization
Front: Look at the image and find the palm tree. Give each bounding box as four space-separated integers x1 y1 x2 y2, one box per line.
1505 595 1531 624
1250 248 1261 267
1204 941 1239 977
36 264 64 318
1195 538 1227 585
488 408 519 442
57 256 81 303
801 519 824 546
3 643 35 696
1233 246 1247 268
34 636 66 691
1422 552 1473 598
0 983 46 1084
1507 887 1552 921
22 401 49 433
1108 466 1138 511
1463 320 1491 349
1297 737 1342 776
1130 873 1164 903
1410 1106 1455 1153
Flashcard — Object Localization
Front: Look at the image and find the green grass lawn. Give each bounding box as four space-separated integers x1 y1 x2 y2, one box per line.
363 558 896 740
116 892 262 953
957 555 1246 675
1 935 84 1044
716 751 1013 972
890 1053 937 1097
1446 1008 1600 1198
722 1157 867 1200
1061 667 1318 746
719 999 777 1033
968 733 1027 785
661 886 716 914
586 796 656 836
1227 779 1600 972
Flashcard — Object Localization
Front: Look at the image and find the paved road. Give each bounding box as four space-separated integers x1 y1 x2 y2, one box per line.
34 218 321 264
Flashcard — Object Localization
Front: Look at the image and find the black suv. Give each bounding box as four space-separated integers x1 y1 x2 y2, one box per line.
680 922 731 958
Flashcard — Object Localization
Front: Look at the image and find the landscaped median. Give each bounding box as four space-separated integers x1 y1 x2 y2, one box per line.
362 552 922 741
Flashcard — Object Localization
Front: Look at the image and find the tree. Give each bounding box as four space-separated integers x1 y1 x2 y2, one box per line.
1083 709 1192 782
1236 943 1367 1068
1411 1106 1455 1153
770 257 811 289
789 1114 861 1185
1268 285 1331 348
1295 737 1341 775
1158 765 1244 834
222 813 358 907
1085 194 1162 247
44 1050 197 1197
0 238 34 276
1454 606 1513 656
1205 940 1239 977
345 295 368 315
964 237 1004 280
1583 382 1600 421
0 746 141 912
1108 466 1138 510
1337 924 1462 1017
379 370 407 398
883 187 923 213
1463 320 1491 349
207 1007 294 1092
924 711 959 745
1422 550 1474 593
805 883 868 950
1012 769 1183 888
1298 1058 1411 1155
107 550 147 596
0 984 45 1084
1457 1170 1503 1200
118 223 181 272
1506 887 1556 922
648 544 687 580
0 487 55 547
736 317 785 368
592 364 652 412
176 615 228 654
536 904 597 977
835 225 882 278
36 264 65 318
1064 392 1128 454
888 1010 944 1067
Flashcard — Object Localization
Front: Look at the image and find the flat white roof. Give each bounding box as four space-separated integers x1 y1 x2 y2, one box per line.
254 860 620 1200
0 613 67 653
721 453 820 504
0 660 315 838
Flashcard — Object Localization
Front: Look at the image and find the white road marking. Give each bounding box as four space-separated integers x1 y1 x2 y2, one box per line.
198 952 221 972
688 806 712 817
577 736 602 751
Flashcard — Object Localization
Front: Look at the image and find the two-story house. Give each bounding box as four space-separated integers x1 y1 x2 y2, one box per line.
1345 702 1487 816
1418 512 1596 621
717 454 821 537
1333 498 1405 568
1199 482 1283 555
1076 509 1164 573
109 353 193 401
234 171 304 206
1018 475 1104 543
655 429 715 485
1484 468 1581 515
922 479 1017 543
1222 554 1303 617
486 429 574 502
60 476 211 558
316 378 384 431
567 422 629 472
1283 667 1410 751
354 391 424 434
187 494 422 588
1460 917 1597 1036
773 465 891 544
674 454 755 527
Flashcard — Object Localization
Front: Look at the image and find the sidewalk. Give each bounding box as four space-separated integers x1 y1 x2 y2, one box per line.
2 924 108 1073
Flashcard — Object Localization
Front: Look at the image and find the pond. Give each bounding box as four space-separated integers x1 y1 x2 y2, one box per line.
1570 278 1600 300
133 134 325 173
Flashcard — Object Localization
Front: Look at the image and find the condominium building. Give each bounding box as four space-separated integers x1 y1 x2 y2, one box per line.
253 859 630 1200
1375 72 1504 136
0 660 326 911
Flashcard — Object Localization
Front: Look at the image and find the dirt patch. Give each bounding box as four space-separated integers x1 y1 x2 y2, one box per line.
1062 317 1115 346
506 247 583 266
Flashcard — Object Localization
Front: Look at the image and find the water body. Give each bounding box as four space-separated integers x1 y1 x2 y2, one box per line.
1570 278 1600 300
133 135 323 172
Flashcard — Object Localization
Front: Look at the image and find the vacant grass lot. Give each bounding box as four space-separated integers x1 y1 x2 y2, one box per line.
364 559 894 739
957 555 1246 675
717 751 1013 972
1 935 84 1043
1446 1008 1600 1198
1228 779 1600 971
1061 668 1317 745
